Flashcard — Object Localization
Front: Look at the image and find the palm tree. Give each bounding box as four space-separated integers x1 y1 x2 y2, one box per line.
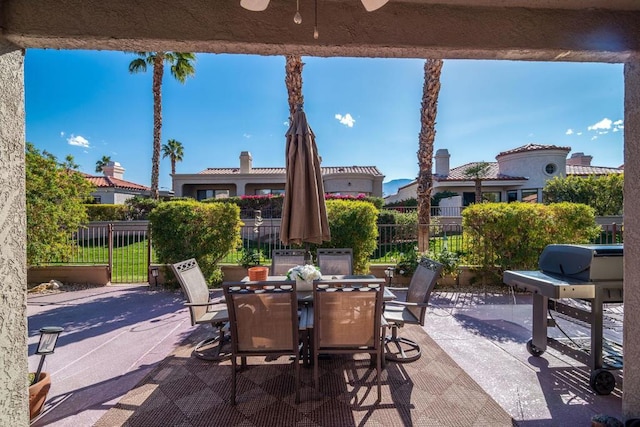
285 55 304 117
129 52 196 199
464 162 491 203
417 59 443 253
162 138 184 176
95 155 111 173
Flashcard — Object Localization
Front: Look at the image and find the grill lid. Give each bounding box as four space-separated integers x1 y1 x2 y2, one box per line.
538 244 623 282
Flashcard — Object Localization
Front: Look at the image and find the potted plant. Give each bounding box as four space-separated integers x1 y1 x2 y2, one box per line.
29 326 63 421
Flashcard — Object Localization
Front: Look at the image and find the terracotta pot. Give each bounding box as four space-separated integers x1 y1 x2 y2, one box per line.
248 266 269 281
29 372 51 420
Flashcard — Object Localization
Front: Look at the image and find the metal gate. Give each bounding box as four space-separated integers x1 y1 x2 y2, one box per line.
72 221 152 283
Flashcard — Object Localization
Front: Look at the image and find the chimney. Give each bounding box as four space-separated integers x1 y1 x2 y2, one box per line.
435 149 450 176
566 152 593 166
240 151 252 173
102 161 125 180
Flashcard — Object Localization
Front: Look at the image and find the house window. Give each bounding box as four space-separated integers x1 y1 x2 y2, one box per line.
92 196 102 204
196 189 229 201
507 191 518 203
482 192 501 202
544 163 557 175
255 189 284 196
521 189 539 203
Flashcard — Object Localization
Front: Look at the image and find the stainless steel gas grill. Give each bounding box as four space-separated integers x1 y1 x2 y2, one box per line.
503 244 623 395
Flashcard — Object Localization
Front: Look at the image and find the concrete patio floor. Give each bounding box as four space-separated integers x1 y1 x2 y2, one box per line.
26 285 623 426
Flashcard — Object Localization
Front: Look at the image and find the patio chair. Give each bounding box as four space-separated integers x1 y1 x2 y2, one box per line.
271 249 306 275
223 281 302 405
313 281 385 401
316 248 353 275
383 258 443 363
171 258 230 360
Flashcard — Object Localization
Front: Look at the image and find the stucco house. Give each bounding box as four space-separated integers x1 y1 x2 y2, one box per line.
385 144 623 208
82 161 172 204
172 151 385 200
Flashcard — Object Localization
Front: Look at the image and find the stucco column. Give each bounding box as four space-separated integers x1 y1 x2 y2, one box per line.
624 60 640 421
0 42 28 425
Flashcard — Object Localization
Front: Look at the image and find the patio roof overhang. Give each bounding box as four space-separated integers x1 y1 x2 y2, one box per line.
2 0 640 62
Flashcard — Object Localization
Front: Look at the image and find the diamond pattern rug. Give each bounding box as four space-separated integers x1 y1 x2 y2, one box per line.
96 326 514 426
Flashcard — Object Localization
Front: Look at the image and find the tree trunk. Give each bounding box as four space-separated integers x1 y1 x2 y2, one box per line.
417 59 443 252
171 158 176 176
285 55 304 118
151 54 164 200
475 179 482 203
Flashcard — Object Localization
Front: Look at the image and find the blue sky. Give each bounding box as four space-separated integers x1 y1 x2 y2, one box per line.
25 49 624 191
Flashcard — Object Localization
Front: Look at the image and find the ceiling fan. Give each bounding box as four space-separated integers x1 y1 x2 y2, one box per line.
240 0 389 12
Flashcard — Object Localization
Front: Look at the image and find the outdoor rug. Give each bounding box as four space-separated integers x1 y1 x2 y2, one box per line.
95 325 514 426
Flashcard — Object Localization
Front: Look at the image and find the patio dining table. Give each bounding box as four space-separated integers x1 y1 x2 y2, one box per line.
236 275 393 303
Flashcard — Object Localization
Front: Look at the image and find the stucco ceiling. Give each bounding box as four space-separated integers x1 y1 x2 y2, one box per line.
1 0 639 61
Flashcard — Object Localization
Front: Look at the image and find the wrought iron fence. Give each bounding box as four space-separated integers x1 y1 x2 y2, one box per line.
53 220 624 282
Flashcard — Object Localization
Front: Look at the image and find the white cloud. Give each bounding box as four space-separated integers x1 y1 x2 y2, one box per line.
60 131 65 137
283 121 289 126
67 134 90 148
591 135 598 141
588 118 612 131
613 119 623 126
577 132 583 136
613 128 619 132
243 133 251 139
565 129 574 135
334 113 356 128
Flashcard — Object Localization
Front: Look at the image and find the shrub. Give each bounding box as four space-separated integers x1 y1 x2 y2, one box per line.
543 174 623 216
85 204 128 221
149 201 243 285
323 199 379 274
124 196 159 220
26 143 94 265
462 202 600 272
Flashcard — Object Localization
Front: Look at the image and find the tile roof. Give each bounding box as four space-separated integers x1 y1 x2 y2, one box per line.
496 143 571 157
567 165 624 175
435 162 528 181
199 166 383 176
82 173 150 191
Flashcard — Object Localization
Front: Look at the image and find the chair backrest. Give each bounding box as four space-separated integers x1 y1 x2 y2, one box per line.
171 258 210 326
314 282 383 350
223 282 298 354
271 249 306 275
317 248 353 275
405 258 444 325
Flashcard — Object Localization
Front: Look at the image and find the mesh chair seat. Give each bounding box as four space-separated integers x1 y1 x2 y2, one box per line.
224 281 302 405
313 281 385 402
383 258 443 363
172 258 231 361
271 249 306 276
317 248 353 275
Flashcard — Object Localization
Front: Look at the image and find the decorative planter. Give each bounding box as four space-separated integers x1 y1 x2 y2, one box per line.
248 266 269 281
29 372 51 420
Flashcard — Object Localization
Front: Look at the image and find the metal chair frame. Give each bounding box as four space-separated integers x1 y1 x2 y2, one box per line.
383 258 443 363
271 249 307 276
172 258 230 360
316 248 353 275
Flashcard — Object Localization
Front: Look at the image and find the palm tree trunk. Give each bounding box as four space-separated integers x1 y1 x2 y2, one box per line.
285 55 304 118
171 158 176 176
151 54 164 200
417 59 443 252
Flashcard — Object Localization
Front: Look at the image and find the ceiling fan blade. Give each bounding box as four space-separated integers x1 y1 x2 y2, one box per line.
240 0 270 12
361 0 389 12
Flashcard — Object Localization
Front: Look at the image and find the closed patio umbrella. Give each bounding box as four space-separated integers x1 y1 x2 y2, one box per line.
280 104 331 248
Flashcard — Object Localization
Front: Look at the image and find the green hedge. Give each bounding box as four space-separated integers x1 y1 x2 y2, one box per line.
324 199 379 274
462 202 600 272
149 201 243 285
85 204 128 221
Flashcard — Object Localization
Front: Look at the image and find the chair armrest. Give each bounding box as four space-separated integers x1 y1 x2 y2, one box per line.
386 286 409 292
385 300 428 308
185 301 224 307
